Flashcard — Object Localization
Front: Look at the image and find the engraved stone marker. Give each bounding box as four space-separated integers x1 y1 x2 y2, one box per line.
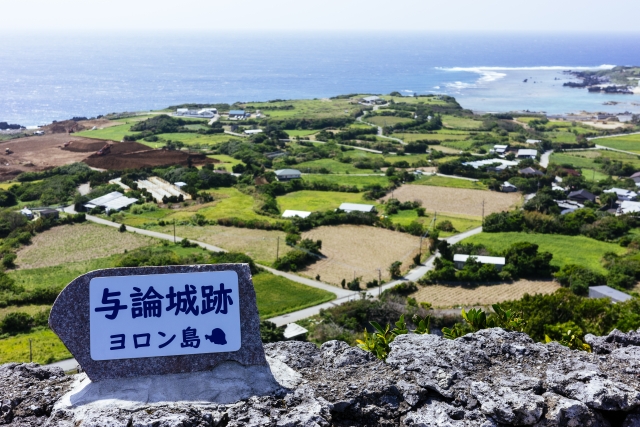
49 264 267 381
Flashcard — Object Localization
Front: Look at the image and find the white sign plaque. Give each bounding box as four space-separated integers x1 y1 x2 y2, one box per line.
90 271 241 361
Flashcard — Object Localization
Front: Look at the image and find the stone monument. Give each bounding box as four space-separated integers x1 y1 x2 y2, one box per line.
48 264 296 406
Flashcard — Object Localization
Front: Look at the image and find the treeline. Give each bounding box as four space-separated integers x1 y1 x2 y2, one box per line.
483 209 638 242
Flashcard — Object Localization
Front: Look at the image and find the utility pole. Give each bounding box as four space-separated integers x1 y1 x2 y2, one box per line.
378 268 382 297
173 219 176 244
276 236 280 260
29 339 32 363
481 200 485 226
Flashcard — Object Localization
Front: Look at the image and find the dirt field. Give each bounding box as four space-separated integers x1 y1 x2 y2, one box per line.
15 223 154 269
412 280 561 308
43 119 119 134
382 184 521 217
83 143 214 170
160 225 292 265
0 134 112 180
300 225 421 286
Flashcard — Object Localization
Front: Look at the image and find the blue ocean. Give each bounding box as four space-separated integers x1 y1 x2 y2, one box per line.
1 31 639 126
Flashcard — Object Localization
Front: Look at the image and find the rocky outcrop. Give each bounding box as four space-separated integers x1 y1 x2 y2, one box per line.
3 328 640 426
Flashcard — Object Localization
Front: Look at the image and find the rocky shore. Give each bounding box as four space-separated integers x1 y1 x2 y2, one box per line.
3 328 640 426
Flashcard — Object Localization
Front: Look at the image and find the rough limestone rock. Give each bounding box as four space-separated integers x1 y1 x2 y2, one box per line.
3 328 640 426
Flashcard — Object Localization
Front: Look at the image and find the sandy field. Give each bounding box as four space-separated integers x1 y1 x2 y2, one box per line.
582 121 628 130
412 280 561 308
16 223 154 269
300 225 421 286
0 134 111 180
382 184 521 217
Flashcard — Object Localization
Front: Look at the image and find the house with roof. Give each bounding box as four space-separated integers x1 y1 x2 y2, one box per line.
85 191 138 213
175 108 216 118
568 189 596 204
556 200 584 215
491 144 508 155
517 149 538 159
501 182 517 193
359 96 385 105
244 129 263 135
275 169 301 181
630 171 640 186
37 208 59 220
519 167 544 176
228 110 248 120
20 207 34 220
462 159 518 170
603 188 638 202
619 200 640 215
453 254 505 271
338 203 377 213
589 285 632 303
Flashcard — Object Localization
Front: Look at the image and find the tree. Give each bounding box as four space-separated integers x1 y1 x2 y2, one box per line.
389 261 403 279
119 224 126 233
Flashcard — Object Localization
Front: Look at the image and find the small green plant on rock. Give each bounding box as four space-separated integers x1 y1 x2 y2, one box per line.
357 314 430 361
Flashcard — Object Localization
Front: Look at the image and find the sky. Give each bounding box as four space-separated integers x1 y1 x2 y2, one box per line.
4 0 640 32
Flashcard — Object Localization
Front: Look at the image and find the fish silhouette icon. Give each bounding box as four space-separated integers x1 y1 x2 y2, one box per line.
204 328 227 345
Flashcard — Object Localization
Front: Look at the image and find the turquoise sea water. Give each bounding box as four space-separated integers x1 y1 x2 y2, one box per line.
1 31 639 125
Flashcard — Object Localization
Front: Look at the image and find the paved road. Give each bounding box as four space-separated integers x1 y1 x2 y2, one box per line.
594 144 638 156
47 358 80 372
540 150 553 168
311 139 383 154
207 114 220 125
588 131 640 141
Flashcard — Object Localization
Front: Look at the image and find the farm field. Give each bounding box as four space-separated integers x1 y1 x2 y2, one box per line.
147 132 237 147
253 272 334 318
383 184 520 217
392 132 469 143
302 174 391 189
75 123 132 141
440 140 475 151
0 329 71 365
277 190 376 213
464 232 626 273
166 187 278 224
411 280 561 308
155 225 293 266
366 116 414 126
244 98 362 119
15 223 154 269
207 154 244 171
285 130 318 137
595 134 640 153
442 115 485 130
300 225 420 286
413 175 487 190
296 158 374 174
386 210 481 237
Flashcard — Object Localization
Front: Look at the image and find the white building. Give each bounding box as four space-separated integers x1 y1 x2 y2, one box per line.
619 200 640 215
453 254 505 271
175 108 216 118
20 207 34 219
85 191 138 213
603 188 638 202
555 200 584 215
491 144 508 155
526 139 542 144
589 286 632 303
244 129 263 135
283 323 309 340
501 182 517 193
359 96 384 105
338 203 377 213
462 159 518 170
274 169 302 181
282 210 312 219
136 177 191 203
517 149 538 159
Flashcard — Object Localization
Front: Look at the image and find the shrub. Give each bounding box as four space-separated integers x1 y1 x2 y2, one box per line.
260 320 286 343
118 224 126 232
435 220 456 232
0 312 33 334
389 261 402 278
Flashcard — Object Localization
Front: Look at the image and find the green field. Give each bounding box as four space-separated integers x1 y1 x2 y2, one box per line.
548 131 577 144
392 132 470 142
595 134 640 153
296 158 374 174
366 116 414 126
302 174 390 189
442 115 485 130
464 232 626 273
75 123 132 141
254 272 334 318
285 130 318 137
414 174 487 190
244 98 362 119
0 329 72 365
277 190 376 212
550 150 640 181
387 210 481 237
208 154 244 171
441 140 475 151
